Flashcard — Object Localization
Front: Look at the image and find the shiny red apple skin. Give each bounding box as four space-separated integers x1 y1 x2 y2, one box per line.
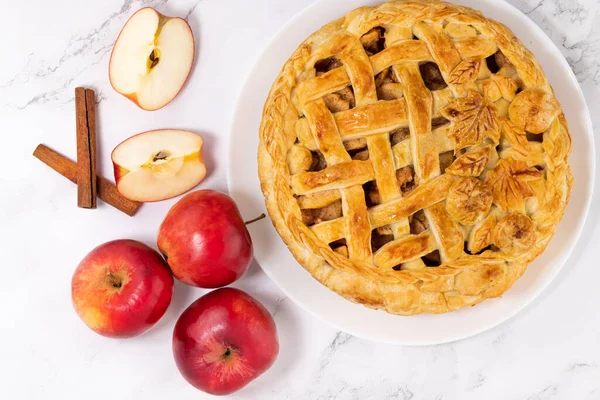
71 239 174 338
157 190 253 288
173 288 279 395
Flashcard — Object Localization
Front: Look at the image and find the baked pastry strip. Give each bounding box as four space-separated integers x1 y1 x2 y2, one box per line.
394 63 440 182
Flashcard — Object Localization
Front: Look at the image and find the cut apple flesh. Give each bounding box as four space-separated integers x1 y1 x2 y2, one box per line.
112 130 206 202
109 8 195 111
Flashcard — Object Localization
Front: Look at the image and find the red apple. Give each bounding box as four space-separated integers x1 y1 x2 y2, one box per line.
173 288 279 395
157 190 253 288
71 239 174 338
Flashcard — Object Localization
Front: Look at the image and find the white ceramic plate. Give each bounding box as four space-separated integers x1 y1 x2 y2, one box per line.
227 0 595 345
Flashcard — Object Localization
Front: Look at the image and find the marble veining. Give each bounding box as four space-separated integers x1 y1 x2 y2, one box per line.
511 0 600 84
2 0 599 399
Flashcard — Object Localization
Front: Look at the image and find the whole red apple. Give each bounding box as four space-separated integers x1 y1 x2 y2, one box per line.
173 288 279 395
71 239 174 338
157 190 253 288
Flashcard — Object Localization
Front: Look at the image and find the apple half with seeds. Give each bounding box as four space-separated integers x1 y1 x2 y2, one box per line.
109 7 195 111
112 129 206 202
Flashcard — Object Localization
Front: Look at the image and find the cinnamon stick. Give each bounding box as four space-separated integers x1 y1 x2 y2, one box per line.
75 87 97 209
33 144 141 217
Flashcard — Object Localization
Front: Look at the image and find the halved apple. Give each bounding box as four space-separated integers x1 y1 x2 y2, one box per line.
109 8 195 111
112 130 206 202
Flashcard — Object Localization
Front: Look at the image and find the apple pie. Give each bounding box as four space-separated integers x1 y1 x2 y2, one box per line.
258 0 572 315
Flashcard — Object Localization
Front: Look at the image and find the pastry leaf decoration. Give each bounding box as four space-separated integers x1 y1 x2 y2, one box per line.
441 90 500 152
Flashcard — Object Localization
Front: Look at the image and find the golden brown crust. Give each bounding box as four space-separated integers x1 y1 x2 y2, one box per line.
258 0 572 315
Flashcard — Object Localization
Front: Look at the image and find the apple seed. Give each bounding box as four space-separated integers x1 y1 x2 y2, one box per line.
148 48 160 69
153 151 171 162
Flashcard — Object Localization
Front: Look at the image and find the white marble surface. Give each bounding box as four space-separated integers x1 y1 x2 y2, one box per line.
1 0 599 399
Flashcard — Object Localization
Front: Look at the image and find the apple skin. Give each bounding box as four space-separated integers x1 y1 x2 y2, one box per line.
157 190 253 288
71 240 174 338
173 288 279 395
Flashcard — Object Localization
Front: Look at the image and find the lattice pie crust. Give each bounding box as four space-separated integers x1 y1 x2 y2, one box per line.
258 0 572 315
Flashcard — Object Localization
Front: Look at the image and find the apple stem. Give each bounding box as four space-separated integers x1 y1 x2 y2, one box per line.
107 272 122 289
245 214 266 225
